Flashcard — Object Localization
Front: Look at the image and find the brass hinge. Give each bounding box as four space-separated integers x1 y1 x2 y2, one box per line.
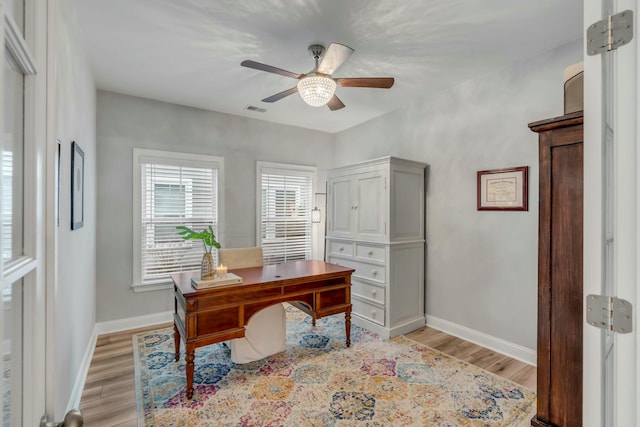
586 294 633 333
587 10 633 55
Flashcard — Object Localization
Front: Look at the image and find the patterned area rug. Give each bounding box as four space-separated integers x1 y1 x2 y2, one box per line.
134 306 535 426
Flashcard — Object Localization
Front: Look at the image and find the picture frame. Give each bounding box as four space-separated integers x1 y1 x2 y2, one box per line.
57 139 62 226
71 141 85 229
477 166 528 211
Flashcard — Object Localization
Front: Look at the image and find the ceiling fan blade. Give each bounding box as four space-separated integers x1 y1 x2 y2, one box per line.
262 86 298 103
317 43 354 75
241 60 301 79
326 94 345 111
336 77 395 88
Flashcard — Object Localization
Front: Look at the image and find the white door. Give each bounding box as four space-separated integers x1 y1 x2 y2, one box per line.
0 1 48 425
583 0 638 426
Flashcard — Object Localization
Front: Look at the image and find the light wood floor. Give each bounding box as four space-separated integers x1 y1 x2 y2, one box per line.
80 323 536 426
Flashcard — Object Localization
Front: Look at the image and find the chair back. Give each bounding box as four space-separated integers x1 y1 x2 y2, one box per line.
219 247 264 269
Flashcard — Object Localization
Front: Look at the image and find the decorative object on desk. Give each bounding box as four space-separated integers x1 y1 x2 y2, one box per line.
71 141 85 230
191 272 242 289
134 306 535 426
176 225 221 280
215 263 227 278
477 166 528 211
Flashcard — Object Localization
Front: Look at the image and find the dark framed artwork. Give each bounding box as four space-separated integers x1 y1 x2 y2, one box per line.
57 139 61 226
71 141 85 229
477 166 528 211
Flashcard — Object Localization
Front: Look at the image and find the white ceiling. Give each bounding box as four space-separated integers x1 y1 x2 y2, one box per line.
74 0 582 133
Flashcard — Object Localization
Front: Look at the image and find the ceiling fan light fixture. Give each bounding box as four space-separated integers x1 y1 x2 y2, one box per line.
297 75 336 107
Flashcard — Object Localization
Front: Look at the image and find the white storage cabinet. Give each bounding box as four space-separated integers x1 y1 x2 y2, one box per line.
325 157 426 338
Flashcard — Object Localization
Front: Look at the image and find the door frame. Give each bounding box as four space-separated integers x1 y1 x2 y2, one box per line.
583 0 638 425
0 0 51 425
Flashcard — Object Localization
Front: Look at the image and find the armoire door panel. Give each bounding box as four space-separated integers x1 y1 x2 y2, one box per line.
355 172 385 238
328 177 353 235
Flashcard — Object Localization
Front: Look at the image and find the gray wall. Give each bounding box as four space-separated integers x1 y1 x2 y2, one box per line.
334 40 582 350
96 91 334 322
55 0 97 417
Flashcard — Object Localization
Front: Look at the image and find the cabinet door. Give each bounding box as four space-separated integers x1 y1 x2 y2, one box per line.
327 175 353 237
354 171 386 240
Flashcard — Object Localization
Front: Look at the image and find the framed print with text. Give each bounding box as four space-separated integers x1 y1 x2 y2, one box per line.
71 141 85 229
477 166 528 211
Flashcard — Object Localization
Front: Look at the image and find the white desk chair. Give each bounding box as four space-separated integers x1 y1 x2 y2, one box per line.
219 247 286 363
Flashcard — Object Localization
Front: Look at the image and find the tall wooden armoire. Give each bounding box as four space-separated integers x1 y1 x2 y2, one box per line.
528 111 584 427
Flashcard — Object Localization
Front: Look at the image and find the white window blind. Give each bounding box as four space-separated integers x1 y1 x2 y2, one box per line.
133 149 223 290
258 163 314 265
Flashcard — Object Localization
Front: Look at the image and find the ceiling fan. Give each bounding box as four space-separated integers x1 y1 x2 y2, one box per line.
241 43 394 111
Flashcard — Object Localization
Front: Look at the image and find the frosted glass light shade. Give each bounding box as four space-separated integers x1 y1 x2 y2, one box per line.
311 207 321 223
297 76 337 107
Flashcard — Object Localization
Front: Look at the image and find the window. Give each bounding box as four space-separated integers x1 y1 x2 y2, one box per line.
133 149 224 291
257 162 315 265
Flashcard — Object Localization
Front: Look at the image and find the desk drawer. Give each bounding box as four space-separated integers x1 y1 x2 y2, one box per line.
328 257 385 284
352 296 385 326
352 278 385 305
328 240 354 257
355 243 386 263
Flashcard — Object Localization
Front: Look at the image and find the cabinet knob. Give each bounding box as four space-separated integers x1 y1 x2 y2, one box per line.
368 250 374 256
339 246 344 251
371 309 376 316
354 205 358 210
371 270 378 276
371 289 377 296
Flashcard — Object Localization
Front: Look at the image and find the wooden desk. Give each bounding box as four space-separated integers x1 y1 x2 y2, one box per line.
171 260 354 399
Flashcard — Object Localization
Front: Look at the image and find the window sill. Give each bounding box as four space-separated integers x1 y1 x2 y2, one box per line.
131 281 173 293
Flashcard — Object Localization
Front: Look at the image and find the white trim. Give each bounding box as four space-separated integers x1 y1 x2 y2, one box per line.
45 0 58 419
4 12 36 75
131 281 172 293
65 310 173 411
94 311 173 336
1 256 37 287
256 161 317 259
426 314 536 366
352 314 426 340
132 148 225 291
65 325 97 413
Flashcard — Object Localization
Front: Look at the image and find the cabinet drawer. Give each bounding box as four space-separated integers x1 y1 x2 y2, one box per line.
355 243 386 263
328 240 354 257
352 279 385 305
328 257 386 284
352 297 385 326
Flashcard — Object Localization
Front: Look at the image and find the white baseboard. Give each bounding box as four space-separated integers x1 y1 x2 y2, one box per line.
95 311 173 336
65 311 172 412
66 325 98 413
426 314 536 366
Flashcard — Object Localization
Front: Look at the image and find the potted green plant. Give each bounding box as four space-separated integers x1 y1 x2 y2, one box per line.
176 225 221 280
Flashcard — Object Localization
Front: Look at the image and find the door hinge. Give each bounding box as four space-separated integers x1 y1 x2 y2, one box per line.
586 294 633 333
587 10 633 56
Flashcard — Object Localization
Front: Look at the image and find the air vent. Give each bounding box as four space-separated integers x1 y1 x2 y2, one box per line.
245 105 267 113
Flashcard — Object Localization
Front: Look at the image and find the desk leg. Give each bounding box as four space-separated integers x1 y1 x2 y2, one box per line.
345 311 351 347
173 324 180 361
185 344 195 399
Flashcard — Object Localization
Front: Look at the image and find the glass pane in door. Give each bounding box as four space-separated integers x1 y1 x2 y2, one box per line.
2 278 23 427
2 49 25 263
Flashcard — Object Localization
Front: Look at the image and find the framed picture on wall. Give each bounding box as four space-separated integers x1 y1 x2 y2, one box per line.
57 139 61 226
477 166 528 211
71 141 85 229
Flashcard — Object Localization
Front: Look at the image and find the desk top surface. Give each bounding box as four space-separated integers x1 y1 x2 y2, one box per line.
171 260 354 297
